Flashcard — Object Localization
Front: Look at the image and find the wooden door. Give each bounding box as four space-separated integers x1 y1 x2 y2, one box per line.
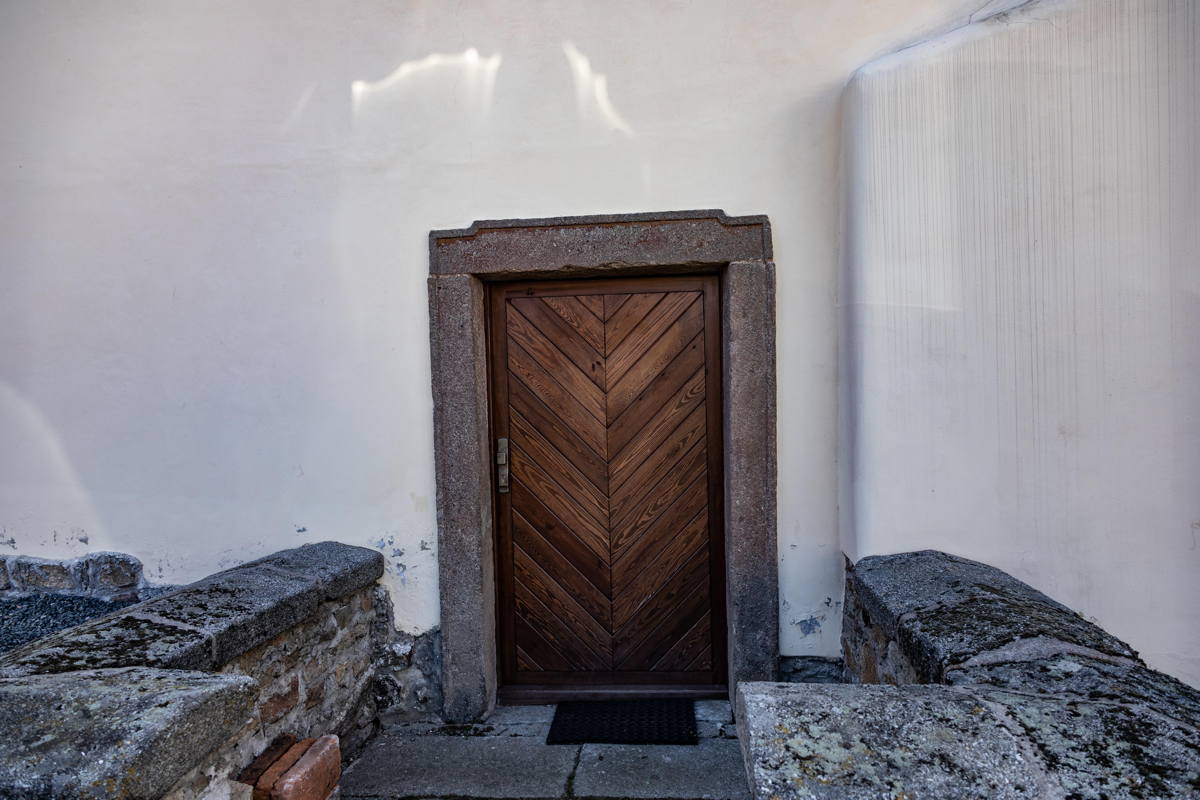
489 275 726 695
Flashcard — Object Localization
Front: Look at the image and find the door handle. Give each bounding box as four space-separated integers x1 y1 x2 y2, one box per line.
496 437 510 494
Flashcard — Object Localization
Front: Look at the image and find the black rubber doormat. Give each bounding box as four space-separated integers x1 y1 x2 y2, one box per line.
546 699 698 745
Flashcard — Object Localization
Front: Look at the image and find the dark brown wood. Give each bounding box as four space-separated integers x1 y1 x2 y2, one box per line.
489 275 726 693
510 378 608 494
508 340 605 454
577 293 605 320
541 295 605 354
511 410 607 527
601 293 631 321
612 508 708 628
606 292 697 383
511 488 610 596
606 301 705 418
507 310 605 422
607 334 704 457
510 297 606 390
653 611 712 671
604 293 660 351
498 684 727 704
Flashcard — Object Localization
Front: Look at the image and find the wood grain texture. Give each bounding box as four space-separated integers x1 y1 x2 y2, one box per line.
492 276 725 688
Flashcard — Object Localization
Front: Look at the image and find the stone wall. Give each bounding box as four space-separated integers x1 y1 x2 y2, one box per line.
776 656 843 684
0 541 386 799
842 550 1140 685
738 550 1200 799
164 586 380 799
371 587 443 721
0 551 144 601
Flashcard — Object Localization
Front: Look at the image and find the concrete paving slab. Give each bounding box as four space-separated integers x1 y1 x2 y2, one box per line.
573 740 750 800
695 700 734 722
489 704 556 724
696 721 738 739
340 735 577 798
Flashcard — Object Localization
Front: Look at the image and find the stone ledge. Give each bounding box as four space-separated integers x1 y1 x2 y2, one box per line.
848 550 1136 681
737 682 1050 799
0 667 256 800
737 681 1200 800
750 549 1200 798
0 541 383 677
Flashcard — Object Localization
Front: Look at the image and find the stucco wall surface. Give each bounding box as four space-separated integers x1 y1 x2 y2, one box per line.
0 0 1002 653
844 0 1200 685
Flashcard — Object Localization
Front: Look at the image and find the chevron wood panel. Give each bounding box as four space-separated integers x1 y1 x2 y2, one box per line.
492 277 724 688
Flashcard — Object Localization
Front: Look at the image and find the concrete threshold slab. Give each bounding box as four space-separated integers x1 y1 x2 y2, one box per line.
341 701 748 800
340 736 578 798
573 740 749 800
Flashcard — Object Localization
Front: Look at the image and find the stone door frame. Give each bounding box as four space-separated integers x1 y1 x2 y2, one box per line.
428 210 778 721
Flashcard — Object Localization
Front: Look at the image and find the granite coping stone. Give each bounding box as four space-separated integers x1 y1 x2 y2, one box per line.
851 550 1137 680
850 550 1072 634
239 540 386 602
0 667 256 800
736 681 1200 800
0 541 383 676
978 687 1200 799
945 653 1200 730
737 682 1052 800
0 610 212 676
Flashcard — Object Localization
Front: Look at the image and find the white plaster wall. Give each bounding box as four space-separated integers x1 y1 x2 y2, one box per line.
845 0 1200 685
3 0 1007 645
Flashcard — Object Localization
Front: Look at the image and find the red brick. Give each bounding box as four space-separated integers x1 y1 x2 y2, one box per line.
261 676 300 722
270 735 341 800
236 734 298 788
254 738 315 800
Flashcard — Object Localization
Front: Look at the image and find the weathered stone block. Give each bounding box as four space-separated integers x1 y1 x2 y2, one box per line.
844 550 1138 682
144 566 319 666
946 652 1200 725
243 541 384 602
778 655 844 684
0 667 255 800
737 680 1200 800
7 556 77 593
901 594 1136 679
85 551 143 599
979 687 1200 799
849 550 1070 635
737 682 1050 799
0 611 212 676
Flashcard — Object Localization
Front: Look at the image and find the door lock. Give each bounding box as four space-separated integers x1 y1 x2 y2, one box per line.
496 437 510 493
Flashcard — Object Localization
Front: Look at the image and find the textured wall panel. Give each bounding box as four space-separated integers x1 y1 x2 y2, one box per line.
845 0 1200 686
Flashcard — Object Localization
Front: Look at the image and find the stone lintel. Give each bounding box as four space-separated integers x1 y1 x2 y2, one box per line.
430 210 772 277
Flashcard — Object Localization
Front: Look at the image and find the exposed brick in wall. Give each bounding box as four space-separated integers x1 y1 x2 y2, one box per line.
0 541 387 800
163 587 379 799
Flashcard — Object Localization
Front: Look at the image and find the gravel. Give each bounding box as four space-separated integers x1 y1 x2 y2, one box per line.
0 594 141 654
